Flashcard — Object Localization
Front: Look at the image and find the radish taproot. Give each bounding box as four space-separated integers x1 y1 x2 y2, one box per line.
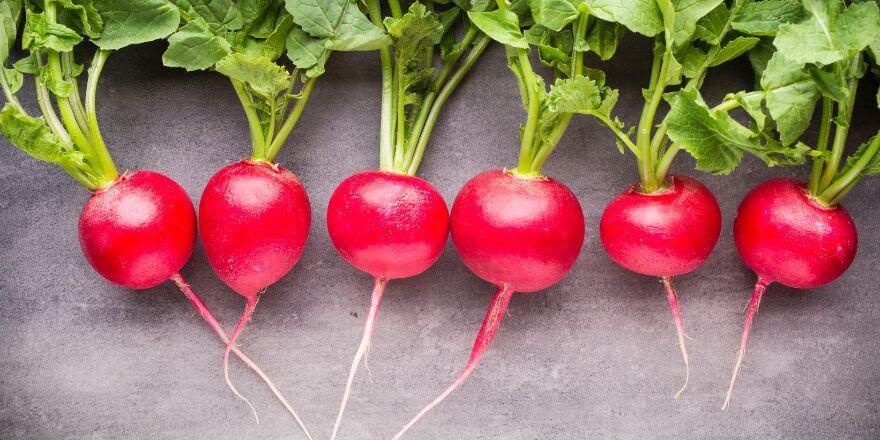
662 0 880 408
391 3 592 435
327 3 491 438
0 0 302 426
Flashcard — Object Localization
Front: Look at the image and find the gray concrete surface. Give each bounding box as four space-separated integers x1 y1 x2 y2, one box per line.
1 37 879 440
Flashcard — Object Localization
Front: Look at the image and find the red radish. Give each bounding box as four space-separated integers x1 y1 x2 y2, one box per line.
198 159 311 421
327 3 493 435
599 175 721 396
393 169 584 438
723 178 857 409
79 171 196 289
327 171 449 439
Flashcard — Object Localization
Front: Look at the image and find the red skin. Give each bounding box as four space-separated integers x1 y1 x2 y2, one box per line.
199 159 311 299
450 169 585 292
734 178 857 288
600 175 722 277
79 170 196 290
327 171 449 280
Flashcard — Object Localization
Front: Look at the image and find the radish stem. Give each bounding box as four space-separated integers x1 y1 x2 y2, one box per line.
169 273 313 439
224 296 261 422
330 277 387 440
393 284 514 439
723 276 772 410
661 276 689 398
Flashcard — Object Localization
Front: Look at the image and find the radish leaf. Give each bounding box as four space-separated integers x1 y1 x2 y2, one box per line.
93 0 181 50
162 18 232 71
730 0 804 37
468 9 529 48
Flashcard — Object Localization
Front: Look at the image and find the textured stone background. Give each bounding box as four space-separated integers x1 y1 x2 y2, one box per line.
1 36 879 440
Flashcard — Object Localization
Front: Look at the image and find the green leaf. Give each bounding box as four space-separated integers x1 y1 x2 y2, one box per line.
736 90 768 130
694 2 727 44
584 0 663 37
162 18 231 71
22 10 82 52
467 9 529 48
0 0 22 64
730 0 804 37
239 0 280 37
708 36 760 67
670 0 723 47
807 64 849 102
548 69 625 146
529 0 578 32
284 0 388 51
170 0 243 31
666 88 811 174
286 26 324 71
215 52 292 98
261 14 294 60
773 0 880 67
761 52 820 144
93 0 181 49
327 5 390 50
386 3 442 107
678 45 707 78
0 103 72 164
585 18 623 60
747 36 775 80
56 0 103 39
2 67 22 94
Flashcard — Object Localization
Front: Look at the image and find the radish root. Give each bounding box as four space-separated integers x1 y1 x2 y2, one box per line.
170 274 313 439
330 277 387 440
723 275 772 410
224 295 261 423
661 276 690 398
392 284 514 440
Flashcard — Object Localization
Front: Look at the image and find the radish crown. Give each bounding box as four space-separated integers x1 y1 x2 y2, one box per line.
161 0 392 163
665 0 880 206
372 0 492 176
0 0 180 189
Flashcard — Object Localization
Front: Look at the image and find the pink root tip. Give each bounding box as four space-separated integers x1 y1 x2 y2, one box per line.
722 276 771 410
392 285 514 439
661 276 690 398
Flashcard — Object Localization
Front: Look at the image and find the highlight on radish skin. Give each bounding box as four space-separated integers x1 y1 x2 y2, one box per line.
599 175 721 396
723 179 857 409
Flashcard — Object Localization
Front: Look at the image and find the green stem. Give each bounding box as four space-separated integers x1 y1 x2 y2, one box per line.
401 28 481 170
266 98 277 148
84 49 117 181
655 143 681 182
231 79 267 160
393 54 407 171
366 0 396 171
515 48 540 175
35 68 71 145
808 97 834 194
406 34 491 175
61 52 90 141
818 74 859 192
636 47 672 192
529 10 590 175
264 77 317 163
818 131 880 205
44 4 95 163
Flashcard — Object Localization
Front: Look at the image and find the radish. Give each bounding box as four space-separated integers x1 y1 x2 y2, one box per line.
327 3 492 437
661 0 880 408
161 1 393 431
600 175 721 396
0 0 305 428
391 3 594 435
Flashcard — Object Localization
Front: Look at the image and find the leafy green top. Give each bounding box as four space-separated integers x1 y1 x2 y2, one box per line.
666 0 880 205
371 0 493 175
0 0 182 190
161 0 390 163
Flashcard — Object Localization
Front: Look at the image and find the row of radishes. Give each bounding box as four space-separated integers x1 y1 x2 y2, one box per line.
1 0 879 438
